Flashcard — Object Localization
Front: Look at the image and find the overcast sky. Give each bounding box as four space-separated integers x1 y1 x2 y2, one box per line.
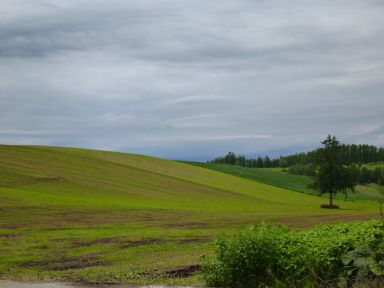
0 0 383 160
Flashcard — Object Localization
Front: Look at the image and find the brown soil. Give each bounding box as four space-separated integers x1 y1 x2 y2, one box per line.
155 264 202 278
177 236 211 244
0 281 196 287
120 238 162 248
17 254 105 271
70 237 123 248
162 222 211 228
69 236 211 248
278 214 379 228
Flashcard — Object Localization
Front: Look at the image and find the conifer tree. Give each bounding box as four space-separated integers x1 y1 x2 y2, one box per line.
311 135 356 208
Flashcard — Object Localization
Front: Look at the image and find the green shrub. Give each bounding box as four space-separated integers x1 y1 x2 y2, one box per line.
203 223 287 287
203 221 384 287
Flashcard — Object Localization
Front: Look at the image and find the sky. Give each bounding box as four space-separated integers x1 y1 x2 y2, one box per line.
0 0 383 160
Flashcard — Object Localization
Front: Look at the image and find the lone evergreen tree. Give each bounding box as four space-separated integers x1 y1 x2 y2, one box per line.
311 135 355 208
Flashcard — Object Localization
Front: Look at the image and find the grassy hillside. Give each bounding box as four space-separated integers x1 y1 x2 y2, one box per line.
0 145 380 285
185 162 314 194
187 162 384 201
365 162 384 169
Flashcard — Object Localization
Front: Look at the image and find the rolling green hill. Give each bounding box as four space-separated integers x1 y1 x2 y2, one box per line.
365 162 384 169
184 162 315 194
0 145 380 285
186 162 384 201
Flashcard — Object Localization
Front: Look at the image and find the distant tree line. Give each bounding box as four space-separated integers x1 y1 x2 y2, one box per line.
277 144 384 167
209 144 384 185
210 152 280 168
349 164 384 185
211 144 384 168
287 163 384 185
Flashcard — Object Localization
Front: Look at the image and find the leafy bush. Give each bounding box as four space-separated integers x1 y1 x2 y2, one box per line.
342 240 384 278
203 224 287 287
203 221 384 287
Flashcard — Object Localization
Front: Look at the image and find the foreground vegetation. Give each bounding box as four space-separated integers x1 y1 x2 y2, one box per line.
204 221 384 287
0 145 381 285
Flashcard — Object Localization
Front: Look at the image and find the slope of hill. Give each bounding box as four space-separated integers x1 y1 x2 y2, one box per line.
0 145 380 285
184 162 314 194
186 162 384 200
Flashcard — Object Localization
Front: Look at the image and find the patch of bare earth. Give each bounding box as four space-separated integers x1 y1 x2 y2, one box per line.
154 264 202 278
278 214 379 228
162 222 211 228
67 236 211 248
0 281 196 287
1 207 202 229
17 254 105 271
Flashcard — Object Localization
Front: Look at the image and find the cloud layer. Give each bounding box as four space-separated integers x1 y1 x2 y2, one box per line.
1 0 383 160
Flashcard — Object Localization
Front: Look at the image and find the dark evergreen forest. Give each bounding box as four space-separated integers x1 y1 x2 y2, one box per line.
210 144 384 185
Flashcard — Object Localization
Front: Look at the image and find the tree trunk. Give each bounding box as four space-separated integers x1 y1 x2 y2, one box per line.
329 192 333 207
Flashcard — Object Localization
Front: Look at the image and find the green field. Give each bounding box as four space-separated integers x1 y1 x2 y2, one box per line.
187 162 384 201
0 145 381 285
365 162 384 169
184 162 315 194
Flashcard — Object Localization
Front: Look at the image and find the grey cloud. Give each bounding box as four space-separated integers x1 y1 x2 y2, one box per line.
2 0 381 62
0 0 383 160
